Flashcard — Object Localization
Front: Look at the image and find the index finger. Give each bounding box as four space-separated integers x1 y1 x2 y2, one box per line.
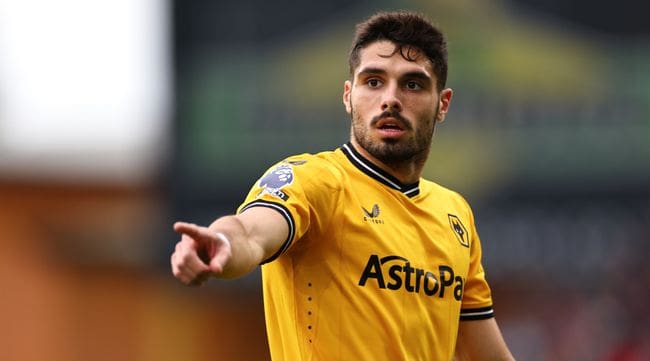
173 222 212 241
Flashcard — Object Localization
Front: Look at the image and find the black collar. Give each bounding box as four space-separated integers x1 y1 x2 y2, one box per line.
340 142 420 198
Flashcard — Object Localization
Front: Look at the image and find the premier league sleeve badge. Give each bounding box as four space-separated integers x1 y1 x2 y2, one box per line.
257 164 294 201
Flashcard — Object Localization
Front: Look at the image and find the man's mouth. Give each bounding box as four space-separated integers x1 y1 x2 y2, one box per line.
374 117 408 139
371 111 412 132
376 118 405 131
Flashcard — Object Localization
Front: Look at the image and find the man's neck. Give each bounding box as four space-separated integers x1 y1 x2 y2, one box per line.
349 139 426 184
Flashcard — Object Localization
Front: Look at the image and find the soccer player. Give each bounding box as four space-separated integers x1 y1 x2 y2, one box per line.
171 11 516 361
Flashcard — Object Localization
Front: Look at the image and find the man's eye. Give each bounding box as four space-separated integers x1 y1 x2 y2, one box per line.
406 81 421 90
367 79 381 87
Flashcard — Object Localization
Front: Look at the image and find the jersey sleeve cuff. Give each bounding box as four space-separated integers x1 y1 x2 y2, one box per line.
459 306 494 321
238 200 296 264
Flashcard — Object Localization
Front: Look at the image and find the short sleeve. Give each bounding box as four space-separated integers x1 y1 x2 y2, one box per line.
236 155 341 264
458 200 495 321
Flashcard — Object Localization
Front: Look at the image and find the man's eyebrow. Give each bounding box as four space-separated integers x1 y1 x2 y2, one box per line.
402 71 432 83
356 67 432 83
356 67 387 77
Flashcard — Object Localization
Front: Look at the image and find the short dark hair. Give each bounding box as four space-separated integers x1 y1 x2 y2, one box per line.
348 11 448 91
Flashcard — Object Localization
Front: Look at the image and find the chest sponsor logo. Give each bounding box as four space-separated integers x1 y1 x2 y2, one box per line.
362 204 384 224
358 254 463 301
448 214 469 248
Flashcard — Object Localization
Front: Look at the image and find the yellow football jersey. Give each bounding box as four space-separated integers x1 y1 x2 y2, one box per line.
237 143 494 361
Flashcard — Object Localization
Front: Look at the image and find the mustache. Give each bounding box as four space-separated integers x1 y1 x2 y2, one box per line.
370 110 413 131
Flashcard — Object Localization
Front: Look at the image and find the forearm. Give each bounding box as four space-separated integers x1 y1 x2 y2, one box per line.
207 215 266 279
206 206 289 279
455 318 515 361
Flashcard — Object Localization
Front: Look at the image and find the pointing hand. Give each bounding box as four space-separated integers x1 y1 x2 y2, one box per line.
171 222 232 286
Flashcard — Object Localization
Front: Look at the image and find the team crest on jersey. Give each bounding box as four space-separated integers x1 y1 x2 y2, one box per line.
448 214 469 247
257 164 294 201
362 204 384 224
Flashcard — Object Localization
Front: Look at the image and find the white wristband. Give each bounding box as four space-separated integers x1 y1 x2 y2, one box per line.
215 232 231 246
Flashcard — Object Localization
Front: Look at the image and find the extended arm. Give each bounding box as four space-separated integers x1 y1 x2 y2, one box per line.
171 206 288 285
455 318 515 361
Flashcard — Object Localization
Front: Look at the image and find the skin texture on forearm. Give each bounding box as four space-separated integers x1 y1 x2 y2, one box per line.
454 318 516 361
207 207 289 279
206 215 265 279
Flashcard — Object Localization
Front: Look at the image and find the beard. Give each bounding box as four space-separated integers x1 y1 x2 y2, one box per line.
350 103 438 165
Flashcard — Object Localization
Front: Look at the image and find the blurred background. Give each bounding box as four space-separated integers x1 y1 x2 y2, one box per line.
1 0 648 360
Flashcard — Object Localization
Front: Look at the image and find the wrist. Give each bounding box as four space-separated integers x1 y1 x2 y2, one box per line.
215 232 231 247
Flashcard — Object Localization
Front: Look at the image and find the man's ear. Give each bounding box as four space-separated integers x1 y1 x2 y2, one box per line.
436 88 453 122
343 80 352 114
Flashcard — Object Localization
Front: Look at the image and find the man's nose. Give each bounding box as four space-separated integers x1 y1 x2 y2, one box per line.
381 84 402 113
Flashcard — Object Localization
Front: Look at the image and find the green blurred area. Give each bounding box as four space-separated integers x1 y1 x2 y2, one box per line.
177 0 650 200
